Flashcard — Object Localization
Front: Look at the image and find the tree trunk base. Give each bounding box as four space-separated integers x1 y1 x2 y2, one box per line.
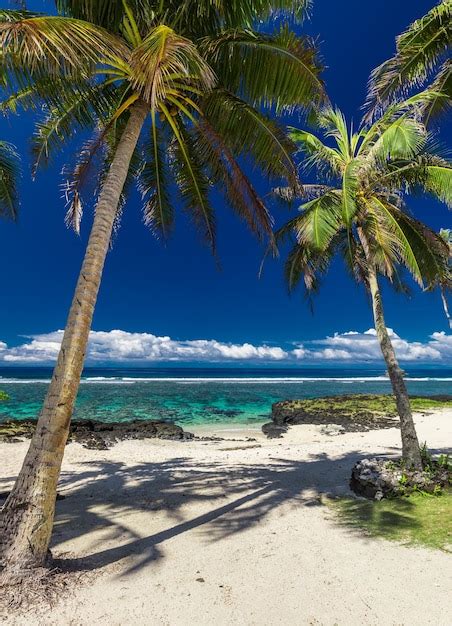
0 552 87 614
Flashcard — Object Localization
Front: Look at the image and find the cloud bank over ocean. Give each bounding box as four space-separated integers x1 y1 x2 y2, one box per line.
0 328 451 364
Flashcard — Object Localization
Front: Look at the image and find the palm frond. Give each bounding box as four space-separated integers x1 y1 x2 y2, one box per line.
341 159 359 224
421 59 452 124
31 81 123 171
138 112 173 238
365 116 427 163
289 127 343 176
162 108 215 249
0 140 20 220
295 190 343 250
203 26 325 112
386 204 451 288
0 11 129 78
195 118 274 243
366 0 452 114
130 24 215 107
284 238 336 294
201 89 297 181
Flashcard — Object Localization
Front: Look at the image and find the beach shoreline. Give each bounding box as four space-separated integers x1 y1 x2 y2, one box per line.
1 407 451 625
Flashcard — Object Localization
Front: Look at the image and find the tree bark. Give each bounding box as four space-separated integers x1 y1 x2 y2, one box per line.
367 264 423 470
0 101 148 575
440 288 452 330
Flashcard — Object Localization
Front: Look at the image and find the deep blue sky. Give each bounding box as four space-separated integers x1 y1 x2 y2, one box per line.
1 0 451 357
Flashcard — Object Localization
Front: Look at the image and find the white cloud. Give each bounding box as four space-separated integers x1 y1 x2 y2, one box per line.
0 328 450 364
0 330 288 363
293 328 446 362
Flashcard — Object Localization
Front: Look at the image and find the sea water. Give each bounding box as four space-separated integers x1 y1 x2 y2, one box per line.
0 366 451 428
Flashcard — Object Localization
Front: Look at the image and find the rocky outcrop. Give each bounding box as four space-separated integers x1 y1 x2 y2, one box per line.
261 422 288 439
263 394 401 438
0 418 193 449
350 457 451 500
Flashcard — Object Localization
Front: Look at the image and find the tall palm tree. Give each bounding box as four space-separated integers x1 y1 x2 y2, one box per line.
275 94 452 470
0 140 19 220
437 228 452 328
0 2 325 576
366 0 452 123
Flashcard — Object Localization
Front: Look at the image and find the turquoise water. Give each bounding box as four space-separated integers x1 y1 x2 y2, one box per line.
0 367 451 427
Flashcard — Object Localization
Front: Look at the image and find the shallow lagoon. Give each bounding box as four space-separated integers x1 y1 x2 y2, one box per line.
1 367 451 427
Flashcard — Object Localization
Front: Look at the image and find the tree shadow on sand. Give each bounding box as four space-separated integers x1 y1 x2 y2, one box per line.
1 444 451 576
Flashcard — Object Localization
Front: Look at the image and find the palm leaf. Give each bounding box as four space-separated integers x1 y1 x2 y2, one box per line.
162 107 215 249
0 11 129 78
203 26 325 112
201 89 297 181
138 112 173 238
295 191 343 250
0 141 20 220
129 24 215 107
367 0 452 113
195 118 274 243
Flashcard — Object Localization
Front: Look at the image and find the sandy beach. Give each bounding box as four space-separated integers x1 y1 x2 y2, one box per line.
1 409 451 626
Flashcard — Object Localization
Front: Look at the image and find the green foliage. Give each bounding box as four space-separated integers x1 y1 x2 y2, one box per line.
276 394 452 420
330 490 452 552
366 0 452 123
277 95 452 300
0 2 325 247
0 141 20 220
0 390 9 401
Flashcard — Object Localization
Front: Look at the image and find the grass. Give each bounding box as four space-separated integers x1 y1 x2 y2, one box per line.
329 490 452 552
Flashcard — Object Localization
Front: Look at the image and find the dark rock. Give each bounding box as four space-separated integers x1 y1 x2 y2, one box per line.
262 422 288 439
271 395 399 431
0 418 194 449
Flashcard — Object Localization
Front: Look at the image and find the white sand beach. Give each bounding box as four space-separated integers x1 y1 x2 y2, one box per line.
1 409 451 626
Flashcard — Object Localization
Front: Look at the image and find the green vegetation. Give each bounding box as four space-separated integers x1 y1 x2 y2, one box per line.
275 97 452 468
279 394 451 418
0 0 325 574
0 390 9 402
273 394 451 432
330 490 452 552
0 141 20 220
367 1 452 123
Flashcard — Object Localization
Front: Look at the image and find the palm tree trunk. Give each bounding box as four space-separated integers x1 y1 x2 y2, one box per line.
0 100 148 576
367 264 422 470
440 287 452 330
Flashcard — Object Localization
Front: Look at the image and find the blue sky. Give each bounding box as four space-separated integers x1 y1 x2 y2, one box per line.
0 0 451 366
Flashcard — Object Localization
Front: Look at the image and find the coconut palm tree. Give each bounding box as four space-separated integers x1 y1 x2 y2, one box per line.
366 0 452 123
275 94 452 470
0 2 325 576
0 141 19 220
437 228 452 328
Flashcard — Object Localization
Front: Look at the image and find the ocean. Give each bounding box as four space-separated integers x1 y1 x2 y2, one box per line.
0 366 451 428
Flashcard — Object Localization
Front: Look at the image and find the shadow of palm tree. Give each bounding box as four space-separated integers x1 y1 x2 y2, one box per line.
41 449 369 575
2 444 450 575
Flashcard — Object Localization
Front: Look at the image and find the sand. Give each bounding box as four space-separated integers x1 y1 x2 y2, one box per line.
1 409 451 626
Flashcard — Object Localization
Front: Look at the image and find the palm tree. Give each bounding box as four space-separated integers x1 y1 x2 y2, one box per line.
275 95 452 470
437 228 452 328
0 141 19 220
366 0 452 123
0 2 325 576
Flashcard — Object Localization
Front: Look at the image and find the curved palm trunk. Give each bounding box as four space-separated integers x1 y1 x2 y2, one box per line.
0 101 148 576
367 265 422 470
440 287 452 330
